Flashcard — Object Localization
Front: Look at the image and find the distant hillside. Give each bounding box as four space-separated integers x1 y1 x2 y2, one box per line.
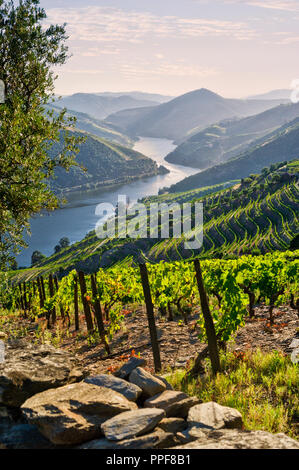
163 118 299 193
105 88 287 140
50 130 168 193
48 104 134 147
12 160 299 280
165 102 299 169
247 89 291 101
95 91 173 103
54 93 160 120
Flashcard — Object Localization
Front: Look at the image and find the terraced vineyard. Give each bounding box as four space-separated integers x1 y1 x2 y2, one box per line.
9 160 299 282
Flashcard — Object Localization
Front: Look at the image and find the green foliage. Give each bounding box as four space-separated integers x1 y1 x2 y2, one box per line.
0 0 84 268
166 349 299 438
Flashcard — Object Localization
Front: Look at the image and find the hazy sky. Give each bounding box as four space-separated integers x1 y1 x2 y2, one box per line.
39 0 299 98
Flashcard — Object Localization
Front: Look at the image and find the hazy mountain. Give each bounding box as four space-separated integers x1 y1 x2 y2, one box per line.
50 130 168 193
247 89 292 101
95 91 173 103
54 93 160 120
162 118 299 193
165 102 299 169
105 88 287 140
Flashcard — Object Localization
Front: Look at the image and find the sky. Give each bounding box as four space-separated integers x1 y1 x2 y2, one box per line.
39 0 299 98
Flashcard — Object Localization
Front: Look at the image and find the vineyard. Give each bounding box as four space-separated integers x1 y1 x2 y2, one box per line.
1 250 298 374
10 159 299 280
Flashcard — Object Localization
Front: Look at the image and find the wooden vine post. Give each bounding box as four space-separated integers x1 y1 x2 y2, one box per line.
78 271 94 332
139 263 161 373
73 275 79 331
194 259 221 374
90 274 110 355
48 274 56 325
37 277 44 310
54 276 65 323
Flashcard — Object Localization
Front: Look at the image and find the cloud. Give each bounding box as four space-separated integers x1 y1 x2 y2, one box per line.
46 6 256 44
217 0 299 11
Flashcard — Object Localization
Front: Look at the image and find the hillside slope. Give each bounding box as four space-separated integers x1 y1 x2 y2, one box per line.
50 130 168 193
12 160 298 280
164 119 299 193
105 88 287 140
165 102 299 169
48 105 134 147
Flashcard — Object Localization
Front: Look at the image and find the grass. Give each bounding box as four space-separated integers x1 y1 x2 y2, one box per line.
165 349 299 439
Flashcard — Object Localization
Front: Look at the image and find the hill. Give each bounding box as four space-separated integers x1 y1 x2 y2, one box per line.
48 105 134 147
247 89 292 101
12 160 299 279
165 102 299 169
95 91 173 103
54 93 160 120
104 88 287 141
49 129 168 194
163 119 299 193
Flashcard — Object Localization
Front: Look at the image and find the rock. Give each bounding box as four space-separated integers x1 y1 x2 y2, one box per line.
153 375 173 390
174 429 201 445
84 374 142 402
187 401 243 430
0 423 57 449
21 382 137 445
129 367 166 397
170 429 299 449
0 340 83 407
78 430 175 449
101 408 166 441
290 338 299 348
0 332 7 340
291 348 299 364
157 417 187 433
114 357 146 379
144 390 200 417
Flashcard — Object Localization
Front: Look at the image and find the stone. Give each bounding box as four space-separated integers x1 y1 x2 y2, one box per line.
84 374 142 402
129 367 166 397
187 401 243 430
153 375 173 390
170 429 299 449
114 357 146 380
0 340 83 407
157 417 187 433
78 430 175 449
101 408 166 441
21 382 137 445
0 423 56 449
144 390 200 417
289 338 299 349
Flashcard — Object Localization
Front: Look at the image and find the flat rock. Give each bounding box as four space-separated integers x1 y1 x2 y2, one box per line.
171 429 299 449
84 374 142 402
79 430 175 449
129 367 166 397
157 417 187 433
101 408 166 441
21 382 137 445
188 401 243 430
114 357 146 380
0 340 83 407
144 390 200 417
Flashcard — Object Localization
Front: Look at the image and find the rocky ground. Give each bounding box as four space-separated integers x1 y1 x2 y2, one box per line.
0 343 298 450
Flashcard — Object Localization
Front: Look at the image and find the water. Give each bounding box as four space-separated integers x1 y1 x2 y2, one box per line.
16 137 199 267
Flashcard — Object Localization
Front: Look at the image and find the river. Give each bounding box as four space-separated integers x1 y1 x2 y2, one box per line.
16 137 199 267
